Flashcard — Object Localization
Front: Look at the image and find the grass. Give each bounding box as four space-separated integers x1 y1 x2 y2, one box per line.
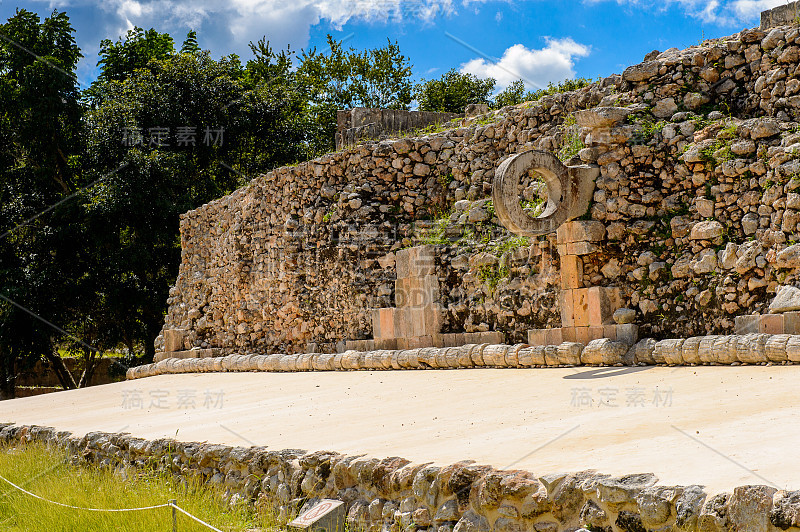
0 442 275 531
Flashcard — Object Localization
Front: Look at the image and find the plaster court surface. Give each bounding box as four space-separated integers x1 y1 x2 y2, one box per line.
2 366 798 494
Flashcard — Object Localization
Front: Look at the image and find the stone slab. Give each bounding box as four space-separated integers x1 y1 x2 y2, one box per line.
7 367 800 494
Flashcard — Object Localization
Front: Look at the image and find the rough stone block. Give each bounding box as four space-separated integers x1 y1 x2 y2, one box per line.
573 289 590 327
587 286 622 326
588 326 605 342
734 315 760 334
396 245 436 279
760 314 785 335
602 325 618 341
575 326 591 345
528 329 546 346
557 342 583 365
560 255 584 289
393 308 411 338
561 327 576 343
372 308 395 339
786 335 800 362
558 220 605 243
164 328 186 352
615 324 639 346
784 312 800 334
581 338 628 365
396 275 439 308
560 290 576 327
478 331 505 344
375 338 397 350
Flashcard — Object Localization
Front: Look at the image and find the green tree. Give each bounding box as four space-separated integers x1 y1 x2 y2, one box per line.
414 69 495 113
0 9 86 396
83 48 309 361
494 79 527 108
296 35 413 154
180 30 200 55
95 27 174 83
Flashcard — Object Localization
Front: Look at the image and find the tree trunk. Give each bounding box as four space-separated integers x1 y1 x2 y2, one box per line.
0 346 15 400
77 348 99 388
44 351 78 389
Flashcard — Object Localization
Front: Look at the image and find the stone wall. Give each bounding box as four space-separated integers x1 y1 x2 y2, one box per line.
336 108 462 149
4 423 799 532
762 2 800 30
158 20 800 357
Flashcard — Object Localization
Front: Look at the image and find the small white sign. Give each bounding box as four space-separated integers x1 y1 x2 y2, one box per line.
289 499 345 530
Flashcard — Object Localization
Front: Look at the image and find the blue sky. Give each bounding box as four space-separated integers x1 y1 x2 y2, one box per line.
0 0 785 92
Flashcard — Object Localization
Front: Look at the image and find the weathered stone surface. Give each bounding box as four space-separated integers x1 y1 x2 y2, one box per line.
769 286 800 313
690 220 724 240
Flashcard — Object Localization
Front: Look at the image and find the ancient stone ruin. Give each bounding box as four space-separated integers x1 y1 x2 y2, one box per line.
108 4 800 530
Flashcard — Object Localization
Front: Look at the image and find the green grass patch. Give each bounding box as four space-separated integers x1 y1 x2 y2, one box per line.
0 442 275 531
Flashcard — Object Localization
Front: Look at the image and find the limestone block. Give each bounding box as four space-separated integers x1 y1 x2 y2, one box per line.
395 245 436 279
543 345 560 366
785 312 800 334
588 286 622 326
614 324 639 346
560 255 583 289
470 344 488 366
787 336 800 362
629 338 657 365
476 331 505 344
735 315 760 334
373 308 396 340
164 328 186 352
737 334 769 364
456 344 475 367
504 344 526 367
654 339 684 365
572 289 590 327
483 345 510 367
765 334 790 362
681 337 703 364
558 220 606 243
581 338 628 365
712 336 739 364
557 342 583 365
698 335 722 364
769 285 800 313
395 276 439 308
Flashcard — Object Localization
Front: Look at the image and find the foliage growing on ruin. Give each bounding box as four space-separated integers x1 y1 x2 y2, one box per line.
557 114 584 161
414 69 496 113
494 78 595 109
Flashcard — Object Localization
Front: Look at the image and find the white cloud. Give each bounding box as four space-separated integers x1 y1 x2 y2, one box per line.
585 0 788 26
460 38 591 91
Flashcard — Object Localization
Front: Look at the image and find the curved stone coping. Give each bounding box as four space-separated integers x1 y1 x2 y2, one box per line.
2 422 797 532
127 333 800 380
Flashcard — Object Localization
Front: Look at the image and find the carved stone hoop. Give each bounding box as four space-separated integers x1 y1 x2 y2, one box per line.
492 150 573 236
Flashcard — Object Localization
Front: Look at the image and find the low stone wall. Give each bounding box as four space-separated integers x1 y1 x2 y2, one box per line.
2 423 798 532
127 333 800 379
336 108 462 149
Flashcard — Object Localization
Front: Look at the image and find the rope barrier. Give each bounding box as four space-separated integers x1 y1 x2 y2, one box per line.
170 502 225 532
0 473 225 530
0 474 170 511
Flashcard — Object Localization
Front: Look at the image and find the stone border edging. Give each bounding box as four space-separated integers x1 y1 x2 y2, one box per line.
127 334 800 380
1 423 797 532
